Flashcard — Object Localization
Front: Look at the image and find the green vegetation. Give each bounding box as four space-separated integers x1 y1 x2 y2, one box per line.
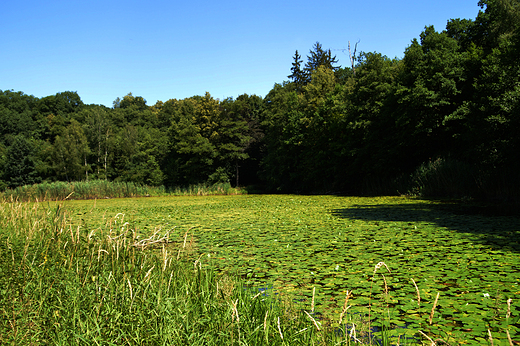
0 180 245 201
2 1 520 342
0 199 324 345
20 194 514 345
1 1 519 209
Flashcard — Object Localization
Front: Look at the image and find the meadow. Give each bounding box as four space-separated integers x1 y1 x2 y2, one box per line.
1 194 519 345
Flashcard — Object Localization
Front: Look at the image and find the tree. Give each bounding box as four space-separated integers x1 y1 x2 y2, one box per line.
218 95 264 186
165 93 221 186
112 93 153 126
36 91 84 116
397 26 468 165
344 52 404 185
288 50 305 91
0 142 6 191
304 42 339 83
4 135 41 188
287 43 340 89
0 90 37 143
466 0 520 170
297 66 345 190
51 120 91 181
261 82 305 191
113 125 165 186
119 93 148 111
81 107 113 179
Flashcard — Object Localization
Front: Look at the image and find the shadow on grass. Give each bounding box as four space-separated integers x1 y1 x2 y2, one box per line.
331 199 520 253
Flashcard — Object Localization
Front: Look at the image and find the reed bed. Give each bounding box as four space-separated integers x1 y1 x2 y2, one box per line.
169 183 245 197
0 180 246 202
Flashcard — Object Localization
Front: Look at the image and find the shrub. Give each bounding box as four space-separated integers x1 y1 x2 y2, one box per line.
407 157 479 198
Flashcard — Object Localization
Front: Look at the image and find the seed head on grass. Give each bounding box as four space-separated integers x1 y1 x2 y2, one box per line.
382 274 388 295
349 323 361 344
338 290 352 325
144 266 155 282
311 286 315 313
374 261 391 275
304 310 321 331
277 316 284 341
429 292 440 325
412 278 421 307
231 299 239 323
488 329 494 346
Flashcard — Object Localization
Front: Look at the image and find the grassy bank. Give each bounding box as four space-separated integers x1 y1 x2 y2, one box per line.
0 200 327 345
0 180 246 201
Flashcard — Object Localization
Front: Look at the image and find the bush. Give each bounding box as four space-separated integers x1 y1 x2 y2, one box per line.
407 157 480 198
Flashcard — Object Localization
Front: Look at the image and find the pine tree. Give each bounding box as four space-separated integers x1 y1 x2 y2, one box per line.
289 42 340 89
304 42 339 80
288 50 305 91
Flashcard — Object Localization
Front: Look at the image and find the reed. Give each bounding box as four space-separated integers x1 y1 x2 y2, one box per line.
0 180 246 202
169 182 246 196
412 278 421 307
429 292 440 325
406 157 479 198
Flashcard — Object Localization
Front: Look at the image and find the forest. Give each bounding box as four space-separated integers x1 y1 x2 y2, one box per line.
1 0 519 205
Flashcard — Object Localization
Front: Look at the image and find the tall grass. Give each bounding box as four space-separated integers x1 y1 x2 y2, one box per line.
168 183 245 197
405 157 479 198
0 200 321 345
0 180 246 201
404 157 520 212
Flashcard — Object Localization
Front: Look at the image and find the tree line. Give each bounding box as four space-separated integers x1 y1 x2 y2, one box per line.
1 0 518 202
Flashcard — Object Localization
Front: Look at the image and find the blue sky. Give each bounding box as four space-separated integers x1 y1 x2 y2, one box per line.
2 0 481 107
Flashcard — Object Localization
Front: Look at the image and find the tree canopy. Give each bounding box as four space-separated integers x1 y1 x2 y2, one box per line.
1 0 518 204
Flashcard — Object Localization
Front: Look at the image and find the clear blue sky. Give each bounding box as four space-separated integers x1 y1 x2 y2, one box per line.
2 0 481 107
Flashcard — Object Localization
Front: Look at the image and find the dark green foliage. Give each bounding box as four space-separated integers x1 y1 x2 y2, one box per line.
4 135 41 188
163 93 262 187
260 82 303 191
165 93 221 185
304 42 340 78
288 42 340 89
260 0 519 203
51 120 90 181
406 157 480 197
36 91 84 116
118 92 148 110
0 1 519 206
342 52 403 183
288 49 305 91
81 106 113 180
219 94 264 186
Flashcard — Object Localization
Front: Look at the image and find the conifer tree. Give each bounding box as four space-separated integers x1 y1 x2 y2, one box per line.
288 50 305 91
304 42 339 81
289 42 340 88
